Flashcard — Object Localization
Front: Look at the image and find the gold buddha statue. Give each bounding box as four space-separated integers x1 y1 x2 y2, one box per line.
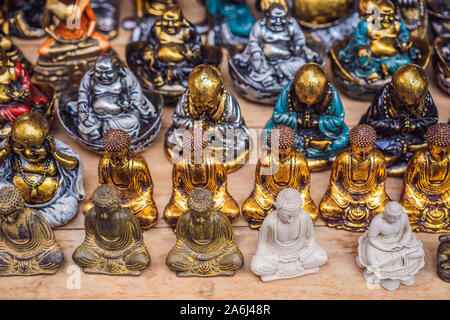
400 123 450 233
136 0 175 18
73 185 150 275
82 130 158 229
320 124 390 232
0 186 64 276
166 188 244 277
242 126 318 229
164 128 239 228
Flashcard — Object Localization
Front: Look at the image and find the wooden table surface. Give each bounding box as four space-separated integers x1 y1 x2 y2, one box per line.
3 0 449 300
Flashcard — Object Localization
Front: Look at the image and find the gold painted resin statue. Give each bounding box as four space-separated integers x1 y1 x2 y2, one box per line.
82 130 158 229
164 128 239 228
320 124 390 232
166 188 244 277
243 126 318 229
0 112 84 228
73 185 150 275
0 187 63 276
400 123 450 233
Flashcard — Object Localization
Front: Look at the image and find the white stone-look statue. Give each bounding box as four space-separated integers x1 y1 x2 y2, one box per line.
251 188 327 282
357 201 425 291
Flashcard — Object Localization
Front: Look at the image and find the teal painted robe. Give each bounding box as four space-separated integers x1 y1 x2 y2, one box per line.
206 0 254 37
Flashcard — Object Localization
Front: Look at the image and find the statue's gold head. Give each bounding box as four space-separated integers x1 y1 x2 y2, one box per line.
294 63 328 106
161 5 183 34
187 188 214 216
92 185 120 217
392 64 428 107
349 124 377 162
269 126 295 154
10 112 50 164
378 0 395 28
188 65 223 111
426 123 450 162
103 129 131 165
0 187 25 224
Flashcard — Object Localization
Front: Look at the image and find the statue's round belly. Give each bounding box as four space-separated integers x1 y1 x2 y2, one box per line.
157 45 186 64
13 174 59 204
263 44 292 61
293 0 353 25
93 95 122 115
370 40 398 58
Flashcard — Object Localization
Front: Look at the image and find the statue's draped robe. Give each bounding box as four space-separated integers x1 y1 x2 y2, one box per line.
206 0 254 37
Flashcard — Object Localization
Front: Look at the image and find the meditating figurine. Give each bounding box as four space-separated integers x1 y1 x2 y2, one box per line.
251 188 327 282
0 186 64 276
0 112 84 228
164 128 239 228
400 123 450 233
320 124 390 232
265 63 349 171
126 5 222 102
330 0 430 100
437 234 450 282
243 126 318 229
73 185 150 275
357 201 425 291
165 64 251 173
34 0 112 92
229 2 324 104
433 37 450 95
360 64 438 176
59 53 162 153
82 130 158 229
166 188 244 277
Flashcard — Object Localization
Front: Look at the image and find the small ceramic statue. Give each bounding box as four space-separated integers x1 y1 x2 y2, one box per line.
0 186 64 276
251 188 327 282
58 53 163 153
320 124 390 232
34 0 112 93
126 5 222 103
265 63 349 171
400 123 450 233
437 234 450 282
359 64 438 176
73 185 150 275
433 37 450 95
427 0 450 37
82 130 158 229
0 112 85 228
330 0 430 100
90 0 119 39
165 64 251 173
164 128 239 228
357 201 425 291
229 2 324 104
166 188 244 277
243 126 318 229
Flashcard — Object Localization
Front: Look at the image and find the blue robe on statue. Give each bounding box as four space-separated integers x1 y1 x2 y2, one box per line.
265 81 349 161
206 0 254 38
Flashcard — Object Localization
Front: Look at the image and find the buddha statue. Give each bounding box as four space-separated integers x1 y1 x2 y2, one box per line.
0 112 85 228
34 0 112 92
437 234 450 282
400 123 450 233
320 124 390 232
359 64 438 176
136 0 175 19
0 186 64 276
82 130 158 229
165 64 251 173
251 188 327 282
73 185 150 275
357 201 425 291
243 126 318 229
164 128 239 228
265 63 349 171
229 2 323 104
166 188 244 277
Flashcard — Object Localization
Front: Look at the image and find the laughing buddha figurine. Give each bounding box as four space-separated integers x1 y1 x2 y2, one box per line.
400 123 450 233
359 64 438 176
164 128 239 228
0 112 84 228
0 186 64 276
243 126 318 229
265 63 349 171
165 64 251 173
73 185 150 275
82 130 158 230
166 188 244 277
320 124 390 232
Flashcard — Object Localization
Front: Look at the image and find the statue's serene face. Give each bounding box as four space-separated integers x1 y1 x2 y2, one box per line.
429 144 449 162
351 144 373 162
266 6 287 32
161 10 182 34
94 202 120 218
0 208 22 225
191 210 209 225
278 208 298 224
94 60 119 85
107 149 128 166
383 212 400 224
11 135 48 164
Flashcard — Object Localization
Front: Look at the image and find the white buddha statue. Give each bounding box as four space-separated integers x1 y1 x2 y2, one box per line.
251 188 327 282
357 201 425 291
